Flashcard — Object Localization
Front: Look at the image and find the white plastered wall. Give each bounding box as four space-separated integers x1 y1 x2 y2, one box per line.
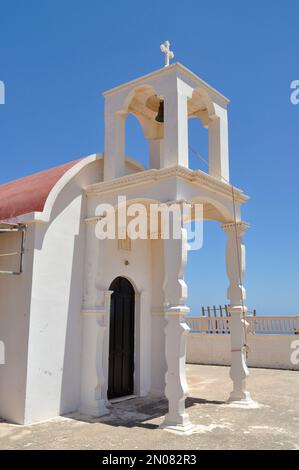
0 224 35 423
187 333 299 371
3 156 145 424
22 159 102 424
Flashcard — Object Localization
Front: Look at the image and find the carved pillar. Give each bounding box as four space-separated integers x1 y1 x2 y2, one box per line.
160 214 195 434
80 291 112 416
222 222 255 406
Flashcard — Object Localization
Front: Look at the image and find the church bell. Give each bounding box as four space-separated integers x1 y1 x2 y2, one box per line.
155 100 164 123
145 94 164 123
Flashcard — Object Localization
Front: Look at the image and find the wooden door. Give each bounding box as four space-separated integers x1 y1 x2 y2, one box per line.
108 277 135 399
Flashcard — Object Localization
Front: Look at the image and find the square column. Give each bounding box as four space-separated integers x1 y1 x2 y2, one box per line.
222 222 257 407
149 139 164 169
160 216 195 434
161 79 193 169
104 105 126 181
208 104 230 183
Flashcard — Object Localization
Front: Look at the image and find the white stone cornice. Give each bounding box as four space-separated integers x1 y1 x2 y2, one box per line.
164 306 190 315
85 166 249 204
222 221 250 236
102 62 229 105
158 198 193 208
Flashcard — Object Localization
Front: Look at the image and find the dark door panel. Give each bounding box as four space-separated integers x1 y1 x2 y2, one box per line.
108 277 135 399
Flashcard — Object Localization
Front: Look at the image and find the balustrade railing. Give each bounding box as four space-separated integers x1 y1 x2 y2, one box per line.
186 315 299 335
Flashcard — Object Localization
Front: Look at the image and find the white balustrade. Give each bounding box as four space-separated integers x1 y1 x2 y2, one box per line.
186 315 299 335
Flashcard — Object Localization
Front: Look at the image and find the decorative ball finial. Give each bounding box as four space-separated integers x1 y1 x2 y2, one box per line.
160 40 174 67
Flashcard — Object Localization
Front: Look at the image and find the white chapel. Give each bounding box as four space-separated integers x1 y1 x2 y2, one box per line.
0 44 254 433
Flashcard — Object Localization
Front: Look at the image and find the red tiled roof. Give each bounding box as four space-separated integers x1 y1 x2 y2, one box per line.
0 159 83 221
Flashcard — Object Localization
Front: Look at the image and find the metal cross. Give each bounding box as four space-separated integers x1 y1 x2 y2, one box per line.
160 40 174 67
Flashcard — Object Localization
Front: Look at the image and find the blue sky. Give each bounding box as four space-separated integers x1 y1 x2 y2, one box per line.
0 1 298 315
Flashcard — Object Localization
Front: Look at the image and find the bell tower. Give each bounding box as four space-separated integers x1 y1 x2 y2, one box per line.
103 45 230 184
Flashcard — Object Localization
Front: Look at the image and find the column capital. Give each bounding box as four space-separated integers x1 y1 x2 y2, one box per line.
221 221 250 237
228 305 248 316
158 199 193 210
164 305 190 315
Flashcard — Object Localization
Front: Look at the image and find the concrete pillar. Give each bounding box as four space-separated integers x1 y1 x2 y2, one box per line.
80 292 112 417
160 217 195 434
149 139 163 169
104 106 126 181
161 79 193 169
137 290 151 397
222 222 256 406
208 104 229 183
82 221 98 310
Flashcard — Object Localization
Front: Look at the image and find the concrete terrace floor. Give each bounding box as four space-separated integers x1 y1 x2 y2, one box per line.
0 365 298 450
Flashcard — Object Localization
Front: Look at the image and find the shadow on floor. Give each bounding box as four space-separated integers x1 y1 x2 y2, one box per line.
65 394 226 430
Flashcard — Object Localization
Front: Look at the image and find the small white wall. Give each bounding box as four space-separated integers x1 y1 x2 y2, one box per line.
0 225 35 423
0 156 161 425
187 333 299 370
23 160 102 424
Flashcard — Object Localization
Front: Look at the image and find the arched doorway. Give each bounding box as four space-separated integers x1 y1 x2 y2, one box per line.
108 277 135 399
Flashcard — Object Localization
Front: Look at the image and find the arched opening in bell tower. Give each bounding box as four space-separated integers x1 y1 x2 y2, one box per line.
123 85 164 171
125 114 150 169
184 198 230 319
187 87 215 173
188 117 209 172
